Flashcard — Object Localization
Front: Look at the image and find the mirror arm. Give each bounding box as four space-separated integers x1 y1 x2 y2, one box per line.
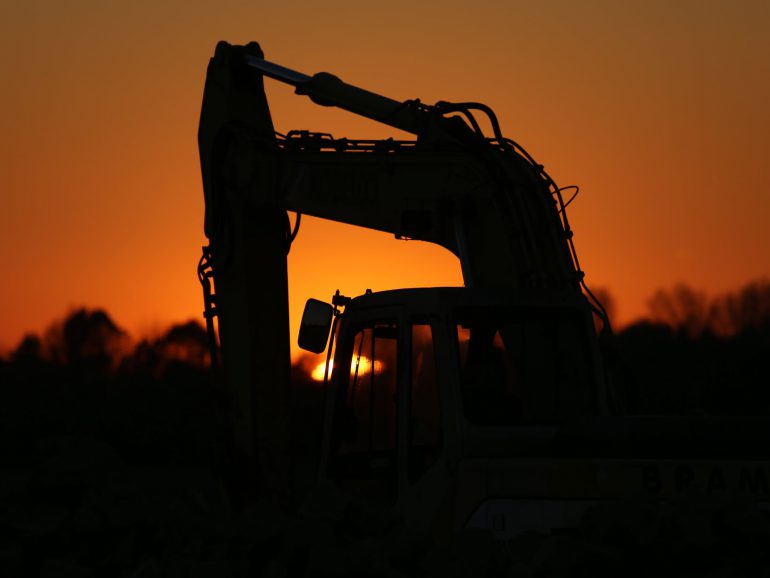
323 316 340 387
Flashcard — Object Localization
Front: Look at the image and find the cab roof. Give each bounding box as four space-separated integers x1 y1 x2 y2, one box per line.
343 286 587 313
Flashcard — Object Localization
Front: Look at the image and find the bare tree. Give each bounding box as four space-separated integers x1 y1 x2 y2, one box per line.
156 321 209 368
708 279 770 336
647 284 709 337
42 308 130 370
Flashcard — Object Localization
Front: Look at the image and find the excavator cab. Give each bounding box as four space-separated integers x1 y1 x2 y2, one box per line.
300 287 605 534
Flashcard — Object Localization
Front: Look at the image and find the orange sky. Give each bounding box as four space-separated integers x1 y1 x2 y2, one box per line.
2 1 769 358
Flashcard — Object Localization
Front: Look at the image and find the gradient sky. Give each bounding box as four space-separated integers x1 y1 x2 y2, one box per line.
2 0 769 357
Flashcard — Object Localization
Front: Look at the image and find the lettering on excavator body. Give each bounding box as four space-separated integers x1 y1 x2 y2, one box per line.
640 464 770 496
642 466 663 494
739 467 769 494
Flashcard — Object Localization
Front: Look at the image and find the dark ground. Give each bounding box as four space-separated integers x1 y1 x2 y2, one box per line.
2 301 770 577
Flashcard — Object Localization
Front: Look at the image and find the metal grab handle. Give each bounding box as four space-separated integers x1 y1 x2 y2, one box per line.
244 55 311 86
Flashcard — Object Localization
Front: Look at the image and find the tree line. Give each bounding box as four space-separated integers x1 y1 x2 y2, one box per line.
612 279 770 415
2 277 769 417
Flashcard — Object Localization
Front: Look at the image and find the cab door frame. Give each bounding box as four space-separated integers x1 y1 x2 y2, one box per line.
318 305 407 506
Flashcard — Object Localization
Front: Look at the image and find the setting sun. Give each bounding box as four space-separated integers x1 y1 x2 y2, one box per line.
310 357 384 382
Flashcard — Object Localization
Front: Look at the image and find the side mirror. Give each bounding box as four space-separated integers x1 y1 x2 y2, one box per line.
298 298 334 353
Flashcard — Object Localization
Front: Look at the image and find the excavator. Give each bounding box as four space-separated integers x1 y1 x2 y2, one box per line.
197 41 770 544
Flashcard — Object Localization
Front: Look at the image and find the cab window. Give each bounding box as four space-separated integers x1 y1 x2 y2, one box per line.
456 307 594 425
330 321 399 503
409 322 442 484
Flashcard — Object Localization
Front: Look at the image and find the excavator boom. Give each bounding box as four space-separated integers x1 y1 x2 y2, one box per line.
195 42 770 557
197 41 604 502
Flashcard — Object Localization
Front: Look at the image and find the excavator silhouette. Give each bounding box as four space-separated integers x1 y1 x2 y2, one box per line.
197 42 770 542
